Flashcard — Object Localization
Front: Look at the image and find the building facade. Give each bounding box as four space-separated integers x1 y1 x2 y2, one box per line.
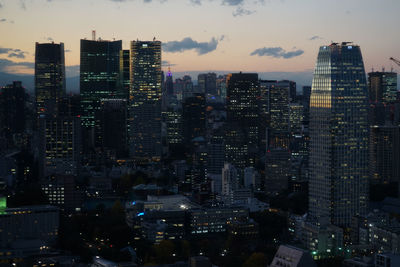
308 43 369 227
35 42 65 117
80 39 122 147
129 40 162 161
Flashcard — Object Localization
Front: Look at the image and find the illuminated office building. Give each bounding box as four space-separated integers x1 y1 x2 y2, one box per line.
129 40 162 161
308 43 369 227
35 42 65 117
80 38 122 146
225 73 260 170
38 113 81 178
368 71 397 103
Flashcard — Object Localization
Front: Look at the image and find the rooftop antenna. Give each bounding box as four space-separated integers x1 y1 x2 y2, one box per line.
92 30 96 41
382 66 385 72
371 67 374 72
153 36 156 41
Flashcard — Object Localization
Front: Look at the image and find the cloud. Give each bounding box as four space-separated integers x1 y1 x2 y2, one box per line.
309 35 323 41
162 60 176 67
8 52 26 59
0 47 28 59
233 6 254 16
0 48 13 54
0 18 14 24
109 0 167 2
222 0 244 5
0 2 3 8
163 37 222 55
0 58 34 74
190 0 202 4
250 46 304 59
19 0 26 10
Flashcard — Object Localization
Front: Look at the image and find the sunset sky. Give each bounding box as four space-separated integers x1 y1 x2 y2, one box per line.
0 0 399 78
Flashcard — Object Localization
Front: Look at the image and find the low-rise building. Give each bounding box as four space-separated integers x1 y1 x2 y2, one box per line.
0 205 59 260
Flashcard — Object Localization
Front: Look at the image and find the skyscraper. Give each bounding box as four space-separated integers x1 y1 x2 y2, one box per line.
0 81 26 148
165 67 174 96
198 73 217 95
368 71 397 103
370 124 400 184
129 40 162 161
268 80 293 148
182 93 206 145
96 99 128 158
308 43 369 227
80 38 122 147
225 73 260 171
35 42 65 117
119 49 130 101
38 97 81 178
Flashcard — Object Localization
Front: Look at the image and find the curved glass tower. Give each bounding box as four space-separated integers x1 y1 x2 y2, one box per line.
308 43 369 227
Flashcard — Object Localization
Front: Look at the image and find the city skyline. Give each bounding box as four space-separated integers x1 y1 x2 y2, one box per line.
0 0 399 80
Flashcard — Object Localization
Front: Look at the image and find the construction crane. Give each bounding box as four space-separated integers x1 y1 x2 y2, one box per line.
390 57 400 67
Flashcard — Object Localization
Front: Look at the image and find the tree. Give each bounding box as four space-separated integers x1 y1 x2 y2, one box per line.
154 240 175 264
243 253 268 267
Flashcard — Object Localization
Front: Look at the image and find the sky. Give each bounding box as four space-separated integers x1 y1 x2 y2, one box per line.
0 0 399 84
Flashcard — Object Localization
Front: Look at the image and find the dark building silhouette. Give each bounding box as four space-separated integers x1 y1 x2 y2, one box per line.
129 40 162 162
225 73 260 171
96 99 128 158
35 42 65 117
198 73 217 95
368 71 397 103
370 124 400 185
119 49 130 100
183 93 206 145
0 81 26 147
165 67 174 96
80 38 122 147
302 86 311 126
38 95 81 178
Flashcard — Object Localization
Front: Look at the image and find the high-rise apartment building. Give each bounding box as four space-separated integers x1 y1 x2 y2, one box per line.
35 42 65 117
308 43 369 227
129 40 162 161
